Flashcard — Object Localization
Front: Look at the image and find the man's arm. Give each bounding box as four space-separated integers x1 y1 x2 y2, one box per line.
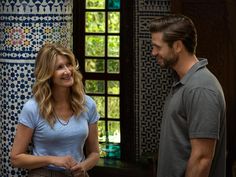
185 138 216 177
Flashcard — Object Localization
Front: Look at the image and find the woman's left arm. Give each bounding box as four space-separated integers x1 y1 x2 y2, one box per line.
83 123 100 170
71 123 100 175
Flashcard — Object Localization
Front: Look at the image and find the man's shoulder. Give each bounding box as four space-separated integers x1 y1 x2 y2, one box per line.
188 68 221 90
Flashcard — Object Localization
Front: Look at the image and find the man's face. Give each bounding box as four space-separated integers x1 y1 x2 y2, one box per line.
151 32 178 68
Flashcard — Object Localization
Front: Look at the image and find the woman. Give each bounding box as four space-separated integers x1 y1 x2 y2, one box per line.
10 43 100 177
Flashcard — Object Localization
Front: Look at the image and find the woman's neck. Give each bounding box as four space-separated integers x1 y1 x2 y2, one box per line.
52 87 70 105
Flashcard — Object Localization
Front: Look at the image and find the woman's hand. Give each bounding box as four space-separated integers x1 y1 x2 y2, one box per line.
51 155 77 169
70 162 87 177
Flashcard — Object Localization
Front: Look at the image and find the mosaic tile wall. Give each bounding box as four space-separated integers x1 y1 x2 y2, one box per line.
134 0 173 159
0 0 73 176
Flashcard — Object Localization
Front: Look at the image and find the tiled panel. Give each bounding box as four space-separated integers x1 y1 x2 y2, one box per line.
134 0 172 159
0 0 73 176
138 0 170 12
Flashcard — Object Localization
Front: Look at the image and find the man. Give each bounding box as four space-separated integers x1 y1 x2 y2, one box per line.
149 14 226 177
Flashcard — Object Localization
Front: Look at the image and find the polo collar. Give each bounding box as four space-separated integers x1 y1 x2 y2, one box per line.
173 58 208 87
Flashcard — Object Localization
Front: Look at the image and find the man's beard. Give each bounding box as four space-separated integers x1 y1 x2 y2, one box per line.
160 53 179 69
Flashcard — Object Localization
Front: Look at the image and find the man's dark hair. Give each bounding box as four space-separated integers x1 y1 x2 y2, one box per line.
149 14 197 54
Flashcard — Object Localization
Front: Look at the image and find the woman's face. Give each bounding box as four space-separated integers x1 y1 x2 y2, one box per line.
51 55 74 88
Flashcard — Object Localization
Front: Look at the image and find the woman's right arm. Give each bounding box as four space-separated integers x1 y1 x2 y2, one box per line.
10 124 76 169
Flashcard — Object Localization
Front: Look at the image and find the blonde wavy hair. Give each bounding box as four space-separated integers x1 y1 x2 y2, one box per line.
32 43 85 127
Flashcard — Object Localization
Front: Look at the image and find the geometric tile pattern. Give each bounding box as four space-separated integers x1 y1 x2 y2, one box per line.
138 0 171 12
0 0 73 176
0 14 72 61
134 0 172 159
0 63 34 177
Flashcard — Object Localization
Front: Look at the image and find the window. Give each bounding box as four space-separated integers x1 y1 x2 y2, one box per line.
73 0 134 162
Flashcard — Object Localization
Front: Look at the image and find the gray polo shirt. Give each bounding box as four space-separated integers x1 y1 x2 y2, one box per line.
157 58 226 177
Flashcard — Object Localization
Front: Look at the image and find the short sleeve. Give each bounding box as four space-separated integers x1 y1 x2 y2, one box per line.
18 99 39 129
85 95 100 124
185 88 221 139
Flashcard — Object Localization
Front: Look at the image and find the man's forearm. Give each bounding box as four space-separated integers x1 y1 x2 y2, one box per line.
185 156 213 177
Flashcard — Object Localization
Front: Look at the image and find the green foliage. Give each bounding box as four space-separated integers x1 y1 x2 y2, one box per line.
108 96 120 118
108 60 119 73
108 80 119 94
98 120 106 141
85 0 121 151
85 35 105 56
108 121 120 142
86 12 105 33
85 59 105 73
91 96 105 117
108 12 120 33
86 0 105 9
85 80 105 94
108 35 120 57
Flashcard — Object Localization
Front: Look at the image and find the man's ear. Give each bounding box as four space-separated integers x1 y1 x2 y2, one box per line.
173 40 183 53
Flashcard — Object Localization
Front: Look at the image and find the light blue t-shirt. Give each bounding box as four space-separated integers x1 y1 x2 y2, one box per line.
18 95 99 165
